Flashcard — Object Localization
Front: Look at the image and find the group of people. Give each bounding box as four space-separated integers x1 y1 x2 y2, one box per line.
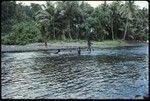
77 39 92 55
55 40 92 55
55 32 92 55
55 29 93 55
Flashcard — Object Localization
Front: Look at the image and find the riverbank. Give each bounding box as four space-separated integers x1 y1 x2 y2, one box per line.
1 40 144 53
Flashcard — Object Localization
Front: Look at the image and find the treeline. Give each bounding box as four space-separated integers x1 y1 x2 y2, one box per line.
1 1 149 45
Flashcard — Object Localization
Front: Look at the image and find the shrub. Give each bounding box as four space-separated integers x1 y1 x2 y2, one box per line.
2 21 42 45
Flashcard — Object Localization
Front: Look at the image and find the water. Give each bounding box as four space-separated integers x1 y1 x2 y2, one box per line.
1 44 149 99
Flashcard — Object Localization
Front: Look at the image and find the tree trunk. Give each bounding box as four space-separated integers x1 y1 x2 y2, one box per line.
44 36 47 48
104 0 107 6
41 25 47 48
122 19 128 40
53 23 55 39
44 41 47 48
77 26 80 40
61 30 66 40
111 23 114 40
68 19 72 40
95 31 98 41
53 29 55 39
77 30 79 40
53 28 55 39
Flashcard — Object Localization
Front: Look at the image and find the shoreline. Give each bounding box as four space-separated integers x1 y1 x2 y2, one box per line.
1 40 147 53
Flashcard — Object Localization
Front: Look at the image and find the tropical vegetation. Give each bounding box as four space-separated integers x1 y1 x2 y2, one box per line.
1 1 149 46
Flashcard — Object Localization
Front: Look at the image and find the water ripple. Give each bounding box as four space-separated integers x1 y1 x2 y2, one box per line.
1 44 148 99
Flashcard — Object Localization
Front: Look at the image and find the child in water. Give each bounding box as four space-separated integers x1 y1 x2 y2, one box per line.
78 47 81 55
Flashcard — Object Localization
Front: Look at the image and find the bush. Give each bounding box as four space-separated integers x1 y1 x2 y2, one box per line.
2 21 42 45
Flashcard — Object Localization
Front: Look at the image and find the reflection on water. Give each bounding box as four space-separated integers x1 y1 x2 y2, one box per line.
1 44 149 99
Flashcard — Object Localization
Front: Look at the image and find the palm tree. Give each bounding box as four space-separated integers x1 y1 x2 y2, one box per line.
45 1 56 39
35 1 56 47
109 1 122 40
35 10 51 47
79 1 94 40
120 1 135 40
56 1 83 40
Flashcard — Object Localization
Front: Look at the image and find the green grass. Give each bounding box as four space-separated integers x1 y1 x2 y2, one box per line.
2 36 132 48
47 39 131 48
93 40 130 48
48 39 86 43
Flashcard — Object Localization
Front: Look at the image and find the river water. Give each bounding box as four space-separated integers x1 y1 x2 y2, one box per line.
1 43 149 99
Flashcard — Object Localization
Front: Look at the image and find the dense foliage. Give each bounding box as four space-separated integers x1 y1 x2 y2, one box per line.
1 1 149 45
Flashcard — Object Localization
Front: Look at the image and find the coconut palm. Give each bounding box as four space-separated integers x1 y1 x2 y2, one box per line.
120 1 136 40
109 1 123 40
44 1 57 39
35 10 51 47
55 1 83 40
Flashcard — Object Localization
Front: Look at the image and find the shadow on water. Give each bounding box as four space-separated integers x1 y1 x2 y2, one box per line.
1 44 149 99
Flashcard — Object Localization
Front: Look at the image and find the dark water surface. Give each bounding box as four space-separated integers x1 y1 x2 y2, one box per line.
1 43 149 99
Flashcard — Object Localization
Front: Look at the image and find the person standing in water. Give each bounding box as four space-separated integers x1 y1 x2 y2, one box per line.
78 47 81 55
87 39 92 52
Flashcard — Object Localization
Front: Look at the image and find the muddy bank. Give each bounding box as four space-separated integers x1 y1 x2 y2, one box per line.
1 42 88 53
1 41 142 53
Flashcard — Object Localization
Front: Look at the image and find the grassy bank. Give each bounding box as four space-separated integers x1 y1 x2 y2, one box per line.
46 39 132 48
2 39 132 48
1 40 137 53
93 40 131 48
